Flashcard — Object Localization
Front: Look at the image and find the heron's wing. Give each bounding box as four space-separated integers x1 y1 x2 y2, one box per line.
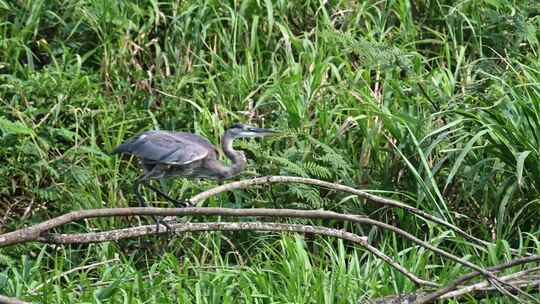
127 131 209 165
170 132 219 156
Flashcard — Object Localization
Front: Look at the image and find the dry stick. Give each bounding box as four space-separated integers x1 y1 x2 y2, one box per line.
188 176 532 301
36 221 436 287
0 295 31 304
418 255 540 303
440 267 540 299
370 279 540 304
0 173 533 301
188 176 490 247
466 279 540 299
0 206 522 296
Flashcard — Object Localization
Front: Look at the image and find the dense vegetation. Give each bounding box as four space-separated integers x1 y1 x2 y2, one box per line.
1 0 540 302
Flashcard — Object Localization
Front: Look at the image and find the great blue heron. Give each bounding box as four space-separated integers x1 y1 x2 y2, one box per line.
112 123 277 229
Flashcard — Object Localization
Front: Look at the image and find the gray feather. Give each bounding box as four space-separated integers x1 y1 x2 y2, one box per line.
113 131 210 165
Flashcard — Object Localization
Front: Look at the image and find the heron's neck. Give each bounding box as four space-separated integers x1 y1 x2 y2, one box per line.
216 134 246 179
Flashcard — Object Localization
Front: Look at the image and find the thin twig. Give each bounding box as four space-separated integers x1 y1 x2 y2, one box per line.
441 267 540 299
370 271 540 303
188 176 534 301
0 206 512 281
37 221 437 287
188 176 491 247
0 206 523 296
469 279 540 297
418 255 540 303
1 174 536 301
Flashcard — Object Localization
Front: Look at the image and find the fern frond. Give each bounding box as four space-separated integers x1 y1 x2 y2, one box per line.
290 184 322 208
268 155 309 177
303 161 332 179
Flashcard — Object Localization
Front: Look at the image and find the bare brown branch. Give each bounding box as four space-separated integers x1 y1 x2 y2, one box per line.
370 265 540 303
0 206 516 294
418 255 540 303
188 176 490 247
2 176 537 302
440 267 540 299
187 177 536 300
36 221 436 287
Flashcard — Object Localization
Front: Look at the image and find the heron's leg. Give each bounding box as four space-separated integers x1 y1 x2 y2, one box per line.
142 179 191 236
133 176 172 233
143 181 189 207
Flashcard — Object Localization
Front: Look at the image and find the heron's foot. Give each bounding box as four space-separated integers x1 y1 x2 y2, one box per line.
38 230 51 241
151 216 174 234
160 218 173 233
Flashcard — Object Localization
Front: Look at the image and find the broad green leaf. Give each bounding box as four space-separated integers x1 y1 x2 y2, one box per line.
406 126 450 220
444 129 490 191
420 118 466 144
516 151 531 187
264 0 274 40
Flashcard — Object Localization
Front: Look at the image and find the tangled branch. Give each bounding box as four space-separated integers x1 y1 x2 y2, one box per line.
37 221 436 287
188 176 490 247
0 206 528 297
2 176 539 303
417 255 540 303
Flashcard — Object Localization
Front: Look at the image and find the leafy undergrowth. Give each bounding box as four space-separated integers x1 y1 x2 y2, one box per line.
1 0 540 302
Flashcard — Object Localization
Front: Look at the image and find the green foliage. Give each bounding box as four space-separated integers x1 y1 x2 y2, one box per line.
1 0 540 302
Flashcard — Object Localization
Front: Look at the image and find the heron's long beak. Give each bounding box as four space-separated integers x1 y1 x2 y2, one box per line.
248 127 279 136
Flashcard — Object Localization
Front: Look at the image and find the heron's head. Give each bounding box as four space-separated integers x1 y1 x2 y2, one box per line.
226 123 277 138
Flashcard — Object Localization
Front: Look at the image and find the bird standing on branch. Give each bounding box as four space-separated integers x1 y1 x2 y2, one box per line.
112 123 277 229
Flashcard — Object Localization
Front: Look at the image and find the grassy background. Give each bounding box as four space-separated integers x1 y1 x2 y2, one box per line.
1 0 540 302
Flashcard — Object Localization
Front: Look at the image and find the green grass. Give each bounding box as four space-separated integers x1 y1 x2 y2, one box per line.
1 0 540 302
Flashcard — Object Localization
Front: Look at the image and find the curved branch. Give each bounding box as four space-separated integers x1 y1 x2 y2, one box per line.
0 206 513 291
188 176 490 247
37 221 437 287
1 176 534 302
440 268 540 300
191 176 533 300
418 255 540 303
